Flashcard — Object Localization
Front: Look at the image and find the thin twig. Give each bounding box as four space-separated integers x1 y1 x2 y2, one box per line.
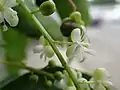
67 0 77 11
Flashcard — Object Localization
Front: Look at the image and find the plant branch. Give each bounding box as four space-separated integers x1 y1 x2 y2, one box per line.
0 61 55 79
67 0 77 11
19 2 80 90
79 81 95 84
53 41 77 45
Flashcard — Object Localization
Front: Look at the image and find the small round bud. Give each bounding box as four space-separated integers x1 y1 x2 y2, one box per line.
60 20 79 37
44 45 54 58
48 60 56 67
45 80 53 88
29 74 39 83
40 36 48 45
54 71 64 80
70 11 81 23
39 1 56 16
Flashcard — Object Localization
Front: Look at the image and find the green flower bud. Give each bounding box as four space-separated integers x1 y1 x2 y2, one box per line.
48 60 57 68
48 60 56 67
39 1 56 16
29 74 39 83
44 45 54 58
54 71 64 80
70 11 81 23
93 68 106 81
45 80 53 88
40 36 48 45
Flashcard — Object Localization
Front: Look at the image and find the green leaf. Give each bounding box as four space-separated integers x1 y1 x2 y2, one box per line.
2 28 27 75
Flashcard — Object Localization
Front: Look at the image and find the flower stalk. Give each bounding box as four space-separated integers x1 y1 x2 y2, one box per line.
19 1 81 90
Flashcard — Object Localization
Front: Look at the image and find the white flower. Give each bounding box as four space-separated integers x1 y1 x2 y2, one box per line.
66 28 95 63
33 36 54 61
90 68 116 90
33 44 54 61
0 0 19 27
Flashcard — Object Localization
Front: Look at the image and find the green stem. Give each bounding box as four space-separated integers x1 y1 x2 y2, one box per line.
19 2 81 90
53 41 76 45
79 81 95 84
0 61 55 79
67 0 77 11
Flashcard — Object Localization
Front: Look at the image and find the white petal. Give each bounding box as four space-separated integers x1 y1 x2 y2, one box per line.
67 45 84 62
81 25 86 31
94 83 106 90
4 8 19 27
84 47 96 56
0 12 4 23
66 44 77 58
4 0 17 7
33 45 43 53
74 45 84 61
39 52 44 59
103 81 117 90
71 28 81 43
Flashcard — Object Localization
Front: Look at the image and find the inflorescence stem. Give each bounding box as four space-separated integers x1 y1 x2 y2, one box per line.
19 1 81 90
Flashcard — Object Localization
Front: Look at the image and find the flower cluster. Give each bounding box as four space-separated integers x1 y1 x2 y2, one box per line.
90 68 116 90
0 0 115 90
60 11 96 63
33 36 55 61
66 27 95 63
